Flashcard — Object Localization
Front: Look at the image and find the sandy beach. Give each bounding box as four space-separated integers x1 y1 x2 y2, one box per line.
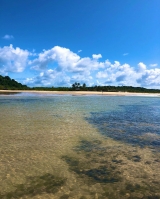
0 90 160 97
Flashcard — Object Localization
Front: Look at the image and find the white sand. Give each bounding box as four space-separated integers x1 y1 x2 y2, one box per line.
0 90 160 97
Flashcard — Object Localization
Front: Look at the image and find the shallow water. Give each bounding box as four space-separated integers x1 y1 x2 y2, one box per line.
0 94 160 199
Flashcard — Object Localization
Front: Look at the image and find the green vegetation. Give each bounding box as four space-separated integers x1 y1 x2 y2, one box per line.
0 75 160 93
0 75 29 90
32 82 160 93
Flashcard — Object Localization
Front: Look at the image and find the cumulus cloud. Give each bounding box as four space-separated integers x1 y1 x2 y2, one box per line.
24 69 70 87
26 47 109 86
2 34 14 40
96 60 160 88
96 62 137 86
92 54 102 59
0 44 30 74
30 46 80 71
150 63 158 67
137 68 160 87
1 44 160 89
138 62 146 72
26 46 160 88
30 46 105 74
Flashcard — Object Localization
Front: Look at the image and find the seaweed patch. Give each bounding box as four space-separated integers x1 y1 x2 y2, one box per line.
86 103 160 148
0 173 66 198
62 139 160 198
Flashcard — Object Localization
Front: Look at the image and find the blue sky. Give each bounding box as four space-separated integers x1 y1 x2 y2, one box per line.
0 0 160 88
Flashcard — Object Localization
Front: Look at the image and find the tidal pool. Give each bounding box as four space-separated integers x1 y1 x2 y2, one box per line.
0 94 160 199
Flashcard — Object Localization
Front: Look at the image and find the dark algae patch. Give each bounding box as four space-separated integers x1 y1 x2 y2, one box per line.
131 155 141 162
60 194 70 199
62 140 122 185
62 139 160 199
62 155 120 184
83 166 119 183
0 173 66 198
75 139 102 152
86 103 160 148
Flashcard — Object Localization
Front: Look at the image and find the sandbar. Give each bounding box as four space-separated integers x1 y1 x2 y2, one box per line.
0 90 160 97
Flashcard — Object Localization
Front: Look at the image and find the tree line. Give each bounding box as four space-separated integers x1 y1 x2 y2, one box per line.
32 82 160 93
0 75 29 90
0 75 160 93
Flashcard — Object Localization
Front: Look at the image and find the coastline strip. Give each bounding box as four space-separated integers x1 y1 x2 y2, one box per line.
0 90 160 97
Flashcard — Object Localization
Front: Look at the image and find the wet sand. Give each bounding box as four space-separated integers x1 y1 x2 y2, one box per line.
0 90 160 97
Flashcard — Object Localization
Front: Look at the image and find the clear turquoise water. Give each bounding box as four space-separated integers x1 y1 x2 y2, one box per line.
0 93 160 199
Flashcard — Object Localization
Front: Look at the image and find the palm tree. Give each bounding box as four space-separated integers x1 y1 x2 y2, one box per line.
72 83 76 89
72 82 81 90
82 83 86 88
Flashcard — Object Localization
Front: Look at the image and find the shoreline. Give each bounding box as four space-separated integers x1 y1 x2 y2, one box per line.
0 90 160 97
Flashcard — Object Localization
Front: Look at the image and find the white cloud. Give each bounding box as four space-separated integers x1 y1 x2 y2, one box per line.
123 53 129 56
138 62 146 72
137 68 160 87
24 69 71 87
105 59 111 66
26 47 104 86
111 61 120 68
96 60 160 88
150 63 158 67
30 46 105 74
92 54 102 59
96 61 137 86
30 46 80 71
96 71 108 78
2 34 14 40
78 50 82 53
26 46 160 88
1 45 160 89
0 44 30 74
